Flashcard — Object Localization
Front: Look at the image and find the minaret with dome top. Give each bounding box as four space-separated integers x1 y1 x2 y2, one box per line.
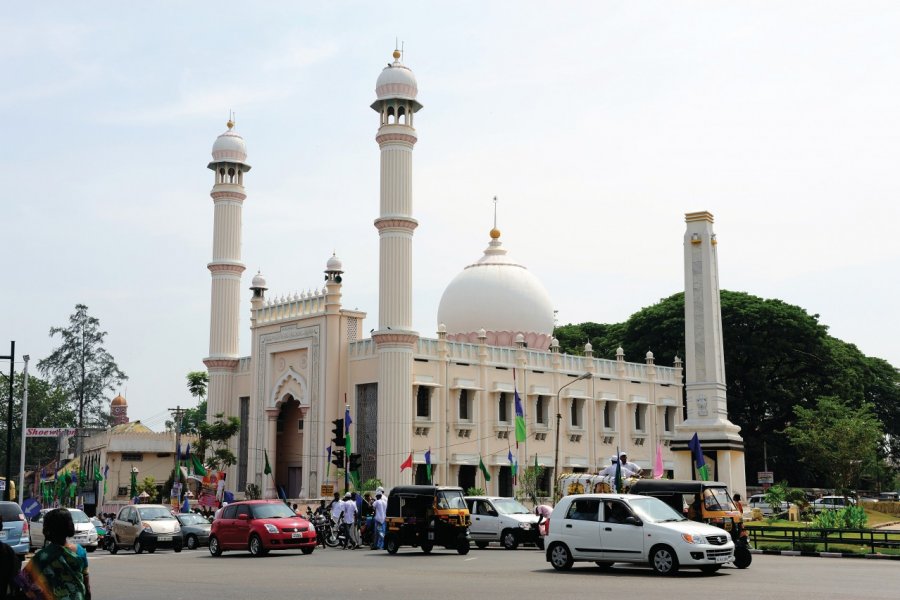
203 118 250 452
371 48 422 490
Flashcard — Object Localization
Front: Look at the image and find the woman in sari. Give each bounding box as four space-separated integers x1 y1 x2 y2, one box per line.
18 508 91 600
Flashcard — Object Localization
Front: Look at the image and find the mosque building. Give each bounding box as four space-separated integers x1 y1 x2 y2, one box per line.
202 49 744 499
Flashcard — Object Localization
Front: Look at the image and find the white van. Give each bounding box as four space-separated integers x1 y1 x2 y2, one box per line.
545 493 734 575
464 496 541 549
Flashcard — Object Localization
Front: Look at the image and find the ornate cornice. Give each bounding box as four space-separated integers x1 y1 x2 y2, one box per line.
208 263 246 274
211 190 246 202
375 132 417 145
374 217 418 232
203 358 239 370
373 332 419 346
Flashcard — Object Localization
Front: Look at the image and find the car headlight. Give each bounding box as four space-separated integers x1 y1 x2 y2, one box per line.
681 533 702 544
264 524 279 534
141 522 153 533
173 524 181 533
518 523 531 530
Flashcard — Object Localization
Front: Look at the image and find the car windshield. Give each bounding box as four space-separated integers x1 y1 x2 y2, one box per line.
250 503 298 519
436 490 467 510
629 497 686 523
177 513 209 525
138 507 175 520
703 488 737 511
493 498 530 515
69 509 90 524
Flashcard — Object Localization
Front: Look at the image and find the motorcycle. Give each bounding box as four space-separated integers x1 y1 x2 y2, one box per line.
307 508 340 548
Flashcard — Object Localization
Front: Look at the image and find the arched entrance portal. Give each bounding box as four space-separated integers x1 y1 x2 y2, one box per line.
275 394 305 498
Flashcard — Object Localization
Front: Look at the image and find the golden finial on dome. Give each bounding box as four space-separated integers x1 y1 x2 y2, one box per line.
393 49 401 60
226 110 235 130
490 228 501 239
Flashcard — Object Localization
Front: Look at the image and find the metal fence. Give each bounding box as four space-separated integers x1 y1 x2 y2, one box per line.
747 526 900 554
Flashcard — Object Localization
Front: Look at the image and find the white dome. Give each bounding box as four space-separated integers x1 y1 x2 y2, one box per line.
437 231 555 350
251 270 267 290
326 253 343 272
209 121 250 169
376 51 418 101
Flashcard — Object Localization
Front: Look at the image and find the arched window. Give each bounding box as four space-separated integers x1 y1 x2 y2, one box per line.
387 106 395 124
398 105 406 125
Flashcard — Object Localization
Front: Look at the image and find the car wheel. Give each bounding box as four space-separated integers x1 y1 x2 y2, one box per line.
108 540 118 555
133 538 143 555
249 534 265 557
594 561 613 570
173 542 182 553
457 537 470 555
475 541 489 549
421 542 433 554
147 546 156 554
650 545 679 575
186 535 198 550
734 545 752 569
501 529 519 550
536 538 545 551
209 536 222 557
301 547 314 555
548 543 573 571
700 565 721 574
86 546 96 553
385 534 400 555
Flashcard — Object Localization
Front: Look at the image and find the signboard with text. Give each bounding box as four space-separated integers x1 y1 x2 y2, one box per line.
757 471 774 484
320 484 334 497
26 428 78 437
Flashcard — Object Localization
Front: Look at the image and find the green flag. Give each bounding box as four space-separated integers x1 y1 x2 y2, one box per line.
478 455 491 482
264 450 272 476
191 454 207 476
94 465 103 482
130 469 138 498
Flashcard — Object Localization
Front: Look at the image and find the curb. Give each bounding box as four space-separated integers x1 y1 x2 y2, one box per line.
752 549 900 560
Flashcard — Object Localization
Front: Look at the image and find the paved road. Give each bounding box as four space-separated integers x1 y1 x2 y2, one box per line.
87 544 899 600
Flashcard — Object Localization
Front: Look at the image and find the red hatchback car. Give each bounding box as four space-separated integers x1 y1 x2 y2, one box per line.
209 500 316 557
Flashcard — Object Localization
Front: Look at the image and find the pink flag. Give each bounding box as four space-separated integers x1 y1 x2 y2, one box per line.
653 443 665 479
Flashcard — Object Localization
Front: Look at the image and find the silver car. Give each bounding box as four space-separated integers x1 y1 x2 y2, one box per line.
30 508 99 551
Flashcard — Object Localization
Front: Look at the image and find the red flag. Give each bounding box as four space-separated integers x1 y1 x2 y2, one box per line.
400 452 413 471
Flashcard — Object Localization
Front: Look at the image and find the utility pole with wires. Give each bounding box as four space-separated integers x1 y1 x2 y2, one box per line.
168 405 187 504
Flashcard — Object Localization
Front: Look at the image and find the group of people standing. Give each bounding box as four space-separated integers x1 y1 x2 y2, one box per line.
320 488 387 550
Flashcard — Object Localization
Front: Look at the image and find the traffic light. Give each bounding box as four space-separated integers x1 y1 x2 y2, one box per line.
331 418 345 447
348 453 362 472
331 449 345 469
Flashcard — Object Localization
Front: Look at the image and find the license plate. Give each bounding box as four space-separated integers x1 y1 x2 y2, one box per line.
291 532 302 538
157 536 172 542
0 531 7 540
715 555 730 563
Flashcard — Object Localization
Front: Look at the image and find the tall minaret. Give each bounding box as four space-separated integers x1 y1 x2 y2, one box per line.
673 211 746 496
370 49 422 489
203 119 250 457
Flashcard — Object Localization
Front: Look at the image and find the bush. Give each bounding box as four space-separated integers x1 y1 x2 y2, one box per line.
811 505 867 529
466 487 485 496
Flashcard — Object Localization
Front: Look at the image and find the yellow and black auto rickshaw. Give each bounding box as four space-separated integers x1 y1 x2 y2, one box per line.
384 485 471 555
630 479 752 568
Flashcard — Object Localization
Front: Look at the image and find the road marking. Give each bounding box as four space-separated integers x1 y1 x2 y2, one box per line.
464 557 477 561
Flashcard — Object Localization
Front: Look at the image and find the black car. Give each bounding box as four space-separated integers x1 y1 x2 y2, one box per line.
176 512 212 549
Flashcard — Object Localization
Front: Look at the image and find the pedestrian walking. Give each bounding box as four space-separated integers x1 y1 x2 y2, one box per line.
341 493 359 549
17 508 91 600
372 491 387 550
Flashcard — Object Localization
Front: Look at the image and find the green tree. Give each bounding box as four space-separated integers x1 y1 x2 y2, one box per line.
556 291 899 487
136 476 159 503
180 371 209 435
0 372 77 489
785 396 883 493
195 413 240 472
37 304 127 433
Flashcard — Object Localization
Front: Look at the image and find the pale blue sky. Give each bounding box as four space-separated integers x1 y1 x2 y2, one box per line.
4 1 898 429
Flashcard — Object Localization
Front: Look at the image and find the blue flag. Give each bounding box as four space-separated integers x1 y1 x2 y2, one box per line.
181 496 190 513
688 433 709 481
184 443 191 459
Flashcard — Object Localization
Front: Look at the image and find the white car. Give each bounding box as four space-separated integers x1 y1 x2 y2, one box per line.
746 494 790 517
464 496 542 549
811 496 856 512
30 508 99 552
545 493 735 575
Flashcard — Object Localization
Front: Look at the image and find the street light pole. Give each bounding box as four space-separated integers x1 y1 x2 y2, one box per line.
553 372 592 502
2 341 15 501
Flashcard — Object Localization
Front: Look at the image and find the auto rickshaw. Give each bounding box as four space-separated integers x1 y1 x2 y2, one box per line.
630 479 752 568
383 485 471 555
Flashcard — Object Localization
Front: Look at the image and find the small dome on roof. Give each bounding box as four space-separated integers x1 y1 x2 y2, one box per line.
326 253 343 272
111 394 127 407
251 270 268 290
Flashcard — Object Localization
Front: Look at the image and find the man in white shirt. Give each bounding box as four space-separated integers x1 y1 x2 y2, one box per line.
372 492 388 550
341 493 359 549
619 452 642 478
598 456 638 492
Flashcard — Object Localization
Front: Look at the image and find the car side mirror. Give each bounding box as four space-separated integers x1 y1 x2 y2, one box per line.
237 514 250 521
488 510 498 517
624 516 641 526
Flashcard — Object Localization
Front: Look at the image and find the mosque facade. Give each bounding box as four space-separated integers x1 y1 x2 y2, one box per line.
201 50 743 500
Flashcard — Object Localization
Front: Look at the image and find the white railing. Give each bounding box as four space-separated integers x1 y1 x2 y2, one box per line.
253 289 328 326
